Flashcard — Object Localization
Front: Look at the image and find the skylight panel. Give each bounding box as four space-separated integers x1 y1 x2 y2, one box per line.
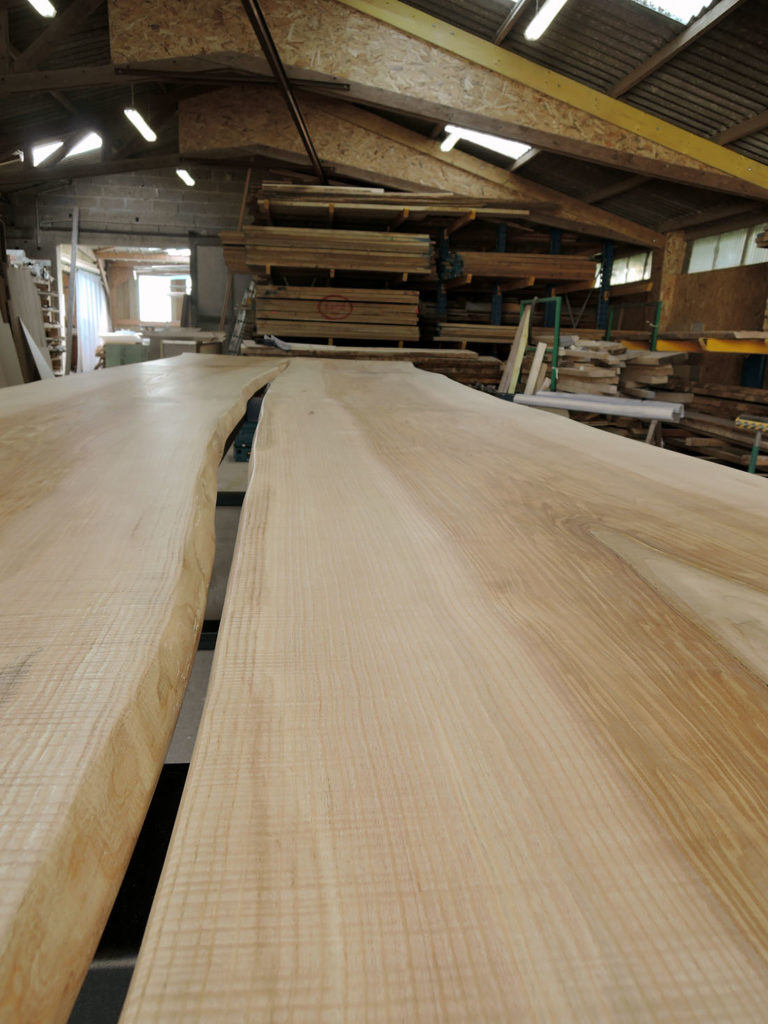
629 0 712 23
441 125 530 161
65 133 102 159
31 141 63 166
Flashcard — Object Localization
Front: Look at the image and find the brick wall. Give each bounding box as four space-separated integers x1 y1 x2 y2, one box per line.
6 165 247 253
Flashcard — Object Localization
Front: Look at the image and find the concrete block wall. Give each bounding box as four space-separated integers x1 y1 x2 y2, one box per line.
6 165 248 253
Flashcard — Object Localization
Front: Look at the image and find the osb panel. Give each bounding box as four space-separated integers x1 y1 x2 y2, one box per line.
665 263 768 332
108 0 752 196
654 230 686 329
179 87 659 247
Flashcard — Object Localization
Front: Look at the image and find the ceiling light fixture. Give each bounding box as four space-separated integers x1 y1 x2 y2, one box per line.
26 0 57 17
175 169 195 187
123 108 157 142
440 124 531 161
524 0 570 40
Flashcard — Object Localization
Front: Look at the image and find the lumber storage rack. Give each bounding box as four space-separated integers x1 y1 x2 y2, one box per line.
605 300 662 351
520 295 561 391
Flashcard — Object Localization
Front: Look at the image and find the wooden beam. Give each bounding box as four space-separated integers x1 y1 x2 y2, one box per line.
0 8 10 76
107 0 768 198
178 86 662 247
715 109 768 147
658 200 764 233
13 0 106 73
0 64 153 95
328 0 768 195
492 0 535 45
610 0 747 98
0 152 203 189
118 357 768 1021
0 354 287 1021
582 175 650 205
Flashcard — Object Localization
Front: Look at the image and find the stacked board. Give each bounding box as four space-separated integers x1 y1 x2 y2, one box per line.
255 285 420 343
449 251 595 282
664 382 768 471
242 342 502 387
437 322 516 349
222 227 434 276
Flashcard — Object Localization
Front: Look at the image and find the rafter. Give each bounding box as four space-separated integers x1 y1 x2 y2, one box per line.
492 0 534 46
610 0 746 98
107 0 768 198
13 0 106 73
715 110 768 146
582 175 650 205
0 64 153 95
177 84 660 247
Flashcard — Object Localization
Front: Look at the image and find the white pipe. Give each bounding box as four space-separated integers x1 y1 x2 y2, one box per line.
513 391 684 422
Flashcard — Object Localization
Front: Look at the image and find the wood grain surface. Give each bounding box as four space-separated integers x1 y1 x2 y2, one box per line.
122 358 768 1021
0 354 285 1023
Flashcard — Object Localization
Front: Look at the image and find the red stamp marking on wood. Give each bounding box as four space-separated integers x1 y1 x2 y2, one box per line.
317 295 354 321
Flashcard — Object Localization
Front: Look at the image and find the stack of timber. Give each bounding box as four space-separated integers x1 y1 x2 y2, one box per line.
253 184 539 228
254 285 419 343
447 251 594 283
620 350 688 397
223 227 434 276
242 341 502 388
522 338 630 396
436 322 516 349
113 359 768 1022
663 382 768 471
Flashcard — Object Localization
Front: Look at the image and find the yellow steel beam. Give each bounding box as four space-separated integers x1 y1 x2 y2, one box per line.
336 0 768 194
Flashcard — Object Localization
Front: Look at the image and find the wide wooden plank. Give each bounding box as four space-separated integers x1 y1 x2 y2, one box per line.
0 354 286 1023
123 359 768 1021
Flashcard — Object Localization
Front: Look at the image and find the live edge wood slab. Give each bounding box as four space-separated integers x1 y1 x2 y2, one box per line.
0 354 285 1023
123 359 768 1021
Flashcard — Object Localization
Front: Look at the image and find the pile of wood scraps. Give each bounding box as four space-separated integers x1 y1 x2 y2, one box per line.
222 226 434 276
620 350 689 397
255 285 419 343
663 382 768 471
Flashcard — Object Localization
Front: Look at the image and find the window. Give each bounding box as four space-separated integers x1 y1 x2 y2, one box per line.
138 274 191 323
686 223 768 273
594 251 653 287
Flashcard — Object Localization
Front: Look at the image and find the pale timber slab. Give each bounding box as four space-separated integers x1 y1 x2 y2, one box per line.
123 359 768 1022
0 354 286 1023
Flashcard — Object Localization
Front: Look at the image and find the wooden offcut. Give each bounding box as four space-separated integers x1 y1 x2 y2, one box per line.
121 358 768 1020
0 355 286 1023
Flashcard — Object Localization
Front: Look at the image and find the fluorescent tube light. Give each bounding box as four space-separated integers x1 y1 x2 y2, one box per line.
524 0 570 39
32 141 63 166
26 0 56 16
123 108 157 142
441 124 530 161
175 169 195 187
65 132 102 159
